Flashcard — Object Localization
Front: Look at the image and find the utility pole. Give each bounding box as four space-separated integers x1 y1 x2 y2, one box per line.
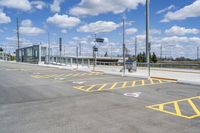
93 34 97 71
16 17 20 49
122 16 126 76
76 46 79 69
135 37 137 61
48 32 50 64
146 0 150 78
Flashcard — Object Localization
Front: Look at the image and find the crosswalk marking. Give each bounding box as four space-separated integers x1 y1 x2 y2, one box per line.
146 96 200 119
74 78 175 92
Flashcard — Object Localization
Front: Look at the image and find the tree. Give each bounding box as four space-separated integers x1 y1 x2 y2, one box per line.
0 47 3 52
151 52 158 63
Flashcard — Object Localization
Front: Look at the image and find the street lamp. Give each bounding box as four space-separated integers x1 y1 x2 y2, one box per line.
146 0 150 78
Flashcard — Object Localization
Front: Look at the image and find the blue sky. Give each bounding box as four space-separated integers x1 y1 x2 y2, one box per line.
0 0 200 58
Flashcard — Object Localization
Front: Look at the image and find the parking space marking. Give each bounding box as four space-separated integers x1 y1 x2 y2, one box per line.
73 78 176 92
32 72 103 79
146 96 200 119
6 68 58 72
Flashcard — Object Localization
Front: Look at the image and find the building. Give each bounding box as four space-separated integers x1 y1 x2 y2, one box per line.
16 45 48 64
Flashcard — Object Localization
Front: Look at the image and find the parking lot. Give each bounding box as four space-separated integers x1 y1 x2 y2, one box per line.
0 62 200 133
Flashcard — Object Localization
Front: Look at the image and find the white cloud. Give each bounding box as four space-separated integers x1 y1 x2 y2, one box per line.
31 1 47 10
161 0 200 22
0 0 31 11
50 0 64 13
165 26 199 35
0 10 11 24
70 0 145 16
47 13 81 29
125 28 138 35
150 29 161 35
61 29 67 33
19 19 45 36
77 21 120 33
156 5 175 14
0 29 3 32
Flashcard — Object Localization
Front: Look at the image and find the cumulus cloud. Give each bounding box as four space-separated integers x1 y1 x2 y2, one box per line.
156 5 175 14
19 19 45 36
31 1 47 10
0 0 31 11
0 10 11 24
161 0 200 22
50 0 64 13
165 26 199 35
125 28 138 35
77 21 120 33
70 0 145 16
47 13 81 29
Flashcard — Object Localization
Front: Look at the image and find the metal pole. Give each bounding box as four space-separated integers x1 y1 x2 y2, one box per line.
122 17 126 76
76 46 79 69
93 34 97 71
146 0 150 78
16 17 20 49
160 44 162 61
59 37 62 64
79 43 81 56
135 37 137 71
197 46 199 61
48 32 50 64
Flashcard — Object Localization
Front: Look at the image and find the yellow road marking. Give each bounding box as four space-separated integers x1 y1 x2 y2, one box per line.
187 99 200 115
141 80 145 85
109 82 118 90
158 80 162 83
174 101 182 116
132 81 136 87
150 79 154 84
146 96 200 119
121 81 128 88
159 104 164 111
86 85 96 91
98 84 107 91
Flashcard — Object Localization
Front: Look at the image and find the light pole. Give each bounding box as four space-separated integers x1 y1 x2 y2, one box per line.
122 16 126 76
197 46 199 61
146 0 150 78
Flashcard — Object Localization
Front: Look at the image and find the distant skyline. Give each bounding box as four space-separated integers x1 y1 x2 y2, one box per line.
0 0 200 59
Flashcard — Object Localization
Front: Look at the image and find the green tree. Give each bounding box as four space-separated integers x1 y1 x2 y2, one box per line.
151 52 158 63
0 47 3 52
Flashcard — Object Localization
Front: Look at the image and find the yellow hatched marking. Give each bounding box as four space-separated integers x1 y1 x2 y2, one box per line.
109 82 118 90
146 96 200 119
132 81 136 87
63 74 73 77
174 101 182 116
150 79 154 84
159 104 164 111
141 80 145 85
158 80 162 83
187 99 200 115
121 81 128 88
98 84 107 91
86 85 96 91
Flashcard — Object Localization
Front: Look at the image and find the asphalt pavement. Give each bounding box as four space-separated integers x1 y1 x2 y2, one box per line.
0 61 200 133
